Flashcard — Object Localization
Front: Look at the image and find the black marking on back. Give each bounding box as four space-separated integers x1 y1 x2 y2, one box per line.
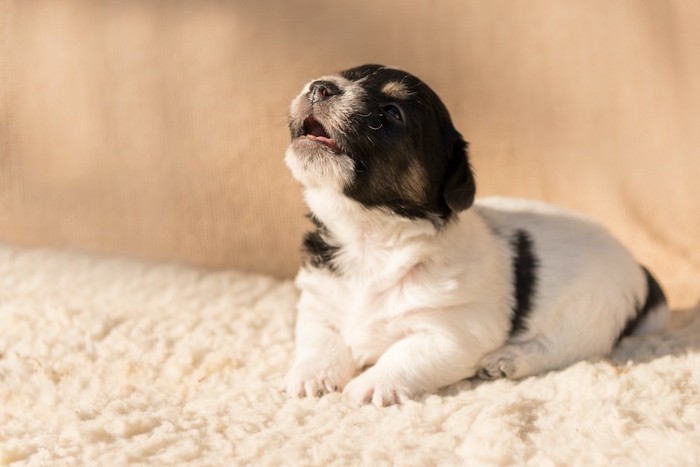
617 266 667 343
509 230 539 337
302 214 339 272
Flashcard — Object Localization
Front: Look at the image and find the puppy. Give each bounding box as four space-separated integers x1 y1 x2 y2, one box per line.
283 64 670 407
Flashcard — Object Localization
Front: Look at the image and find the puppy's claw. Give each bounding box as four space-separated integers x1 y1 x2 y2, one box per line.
476 367 502 380
287 377 337 398
476 357 517 380
284 360 353 399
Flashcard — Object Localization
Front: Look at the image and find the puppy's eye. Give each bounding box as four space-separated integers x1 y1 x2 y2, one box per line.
383 105 403 122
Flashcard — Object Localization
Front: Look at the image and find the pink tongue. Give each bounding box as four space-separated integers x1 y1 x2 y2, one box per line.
315 136 339 151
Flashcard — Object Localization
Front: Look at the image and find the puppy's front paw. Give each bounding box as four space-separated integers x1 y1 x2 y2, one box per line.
284 358 354 398
342 369 413 407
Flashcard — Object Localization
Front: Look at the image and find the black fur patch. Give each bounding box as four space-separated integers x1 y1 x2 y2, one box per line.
301 214 339 271
509 230 539 337
617 266 667 342
337 65 475 225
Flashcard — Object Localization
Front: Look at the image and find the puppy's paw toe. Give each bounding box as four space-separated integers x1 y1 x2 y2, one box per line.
284 360 352 398
284 376 336 398
342 370 412 407
477 354 518 380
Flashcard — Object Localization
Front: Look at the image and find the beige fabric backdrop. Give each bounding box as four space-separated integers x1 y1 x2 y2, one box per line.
0 0 698 307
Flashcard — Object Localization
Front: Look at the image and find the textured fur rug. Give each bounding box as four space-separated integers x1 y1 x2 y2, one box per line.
1 245 698 466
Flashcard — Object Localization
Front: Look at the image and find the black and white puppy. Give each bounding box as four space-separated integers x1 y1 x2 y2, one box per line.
283 64 670 407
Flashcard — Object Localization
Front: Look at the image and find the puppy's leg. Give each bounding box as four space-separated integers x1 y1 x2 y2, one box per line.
477 332 612 380
342 330 480 407
285 306 355 398
477 297 671 380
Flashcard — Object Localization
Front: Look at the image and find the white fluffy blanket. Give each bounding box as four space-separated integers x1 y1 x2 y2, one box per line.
1 246 698 466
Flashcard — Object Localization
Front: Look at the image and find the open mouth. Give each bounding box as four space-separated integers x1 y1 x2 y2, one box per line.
301 115 340 152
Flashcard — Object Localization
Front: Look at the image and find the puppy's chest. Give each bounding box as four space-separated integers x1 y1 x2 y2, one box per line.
333 279 411 367
331 259 438 367
315 232 456 366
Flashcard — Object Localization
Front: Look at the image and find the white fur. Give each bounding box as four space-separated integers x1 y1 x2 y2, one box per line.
285 191 670 406
284 144 355 191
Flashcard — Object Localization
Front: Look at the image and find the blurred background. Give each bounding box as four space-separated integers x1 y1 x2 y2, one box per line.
0 0 698 307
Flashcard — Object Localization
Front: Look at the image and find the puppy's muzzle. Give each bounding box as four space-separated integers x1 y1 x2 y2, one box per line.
308 80 343 103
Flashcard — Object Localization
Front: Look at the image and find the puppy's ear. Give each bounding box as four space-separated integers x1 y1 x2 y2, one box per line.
443 137 476 212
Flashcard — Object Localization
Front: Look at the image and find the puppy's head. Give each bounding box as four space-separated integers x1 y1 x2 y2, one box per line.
285 64 475 225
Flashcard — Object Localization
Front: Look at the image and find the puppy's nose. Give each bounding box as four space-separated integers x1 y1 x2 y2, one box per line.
308 80 342 102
